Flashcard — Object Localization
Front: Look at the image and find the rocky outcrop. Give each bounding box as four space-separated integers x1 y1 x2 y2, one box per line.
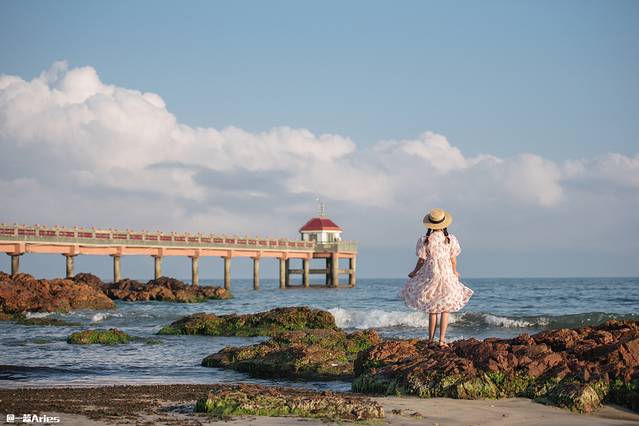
352 320 639 413
103 276 231 302
67 328 131 345
72 273 106 290
158 307 336 336
0 272 115 314
195 384 384 421
16 316 81 326
0 271 230 312
202 328 380 380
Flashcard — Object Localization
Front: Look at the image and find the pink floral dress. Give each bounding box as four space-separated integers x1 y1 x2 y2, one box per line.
400 232 473 313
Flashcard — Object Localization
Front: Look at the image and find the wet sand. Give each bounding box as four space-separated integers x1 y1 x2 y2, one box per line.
1 384 638 425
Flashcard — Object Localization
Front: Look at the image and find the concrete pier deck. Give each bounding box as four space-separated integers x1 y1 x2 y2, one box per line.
0 223 357 289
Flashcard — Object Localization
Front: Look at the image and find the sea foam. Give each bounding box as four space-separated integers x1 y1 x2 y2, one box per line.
329 307 434 328
91 312 109 322
25 312 53 319
328 307 545 329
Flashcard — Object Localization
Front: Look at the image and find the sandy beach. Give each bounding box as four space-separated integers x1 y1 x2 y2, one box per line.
1 384 638 425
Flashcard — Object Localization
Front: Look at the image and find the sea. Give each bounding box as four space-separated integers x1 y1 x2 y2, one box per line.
1 277 638 391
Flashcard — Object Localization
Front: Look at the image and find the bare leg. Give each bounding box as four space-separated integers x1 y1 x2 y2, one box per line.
428 313 437 342
439 312 449 347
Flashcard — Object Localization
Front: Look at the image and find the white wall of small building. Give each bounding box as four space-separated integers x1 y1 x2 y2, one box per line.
300 230 342 242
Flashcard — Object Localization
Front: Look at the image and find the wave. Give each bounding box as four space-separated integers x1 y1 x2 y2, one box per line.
329 308 430 328
91 312 107 322
328 308 639 330
24 312 53 319
85 311 124 322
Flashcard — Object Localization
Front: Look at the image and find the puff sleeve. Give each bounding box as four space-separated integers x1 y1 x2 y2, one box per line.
450 235 461 257
416 236 427 259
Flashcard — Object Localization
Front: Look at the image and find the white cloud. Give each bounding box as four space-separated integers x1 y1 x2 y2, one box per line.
0 62 359 204
564 153 639 189
0 62 637 264
500 154 563 207
385 131 470 173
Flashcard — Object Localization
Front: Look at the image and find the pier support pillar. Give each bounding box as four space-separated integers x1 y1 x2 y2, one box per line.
252 257 260 290
223 257 231 290
325 257 331 287
191 256 200 287
153 256 162 280
10 254 21 277
112 255 121 283
331 252 339 288
349 256 357 287
285 259 291 287
279 258 286 289
303 258 310 288
64 254 76 279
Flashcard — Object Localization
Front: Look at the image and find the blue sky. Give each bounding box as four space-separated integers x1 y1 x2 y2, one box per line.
0 1 638 279
3 1 638 157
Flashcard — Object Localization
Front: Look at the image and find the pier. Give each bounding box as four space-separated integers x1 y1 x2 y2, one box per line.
0 215 357 289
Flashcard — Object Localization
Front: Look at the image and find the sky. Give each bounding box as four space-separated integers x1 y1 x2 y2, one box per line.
0 0 638 280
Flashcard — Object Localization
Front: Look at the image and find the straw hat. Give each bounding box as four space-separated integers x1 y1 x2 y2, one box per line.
423 208 453 230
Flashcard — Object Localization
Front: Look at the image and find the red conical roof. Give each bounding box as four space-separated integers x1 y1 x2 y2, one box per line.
299 217 342 232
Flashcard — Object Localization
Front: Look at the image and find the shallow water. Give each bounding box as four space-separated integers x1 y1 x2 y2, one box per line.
1 277 638 389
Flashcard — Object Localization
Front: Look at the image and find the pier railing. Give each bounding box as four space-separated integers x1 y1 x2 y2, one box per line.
0 223 315 252
0 223 358 254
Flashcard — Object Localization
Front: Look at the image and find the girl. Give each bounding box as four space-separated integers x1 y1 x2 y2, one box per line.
400 208 473 347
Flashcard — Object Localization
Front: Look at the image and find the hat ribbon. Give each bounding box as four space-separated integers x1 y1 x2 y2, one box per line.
428 214 446 224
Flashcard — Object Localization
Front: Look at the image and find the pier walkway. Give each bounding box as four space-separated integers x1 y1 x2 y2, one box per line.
0 223 357 289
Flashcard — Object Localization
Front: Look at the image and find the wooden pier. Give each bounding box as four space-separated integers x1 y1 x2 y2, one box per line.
0 220 357 289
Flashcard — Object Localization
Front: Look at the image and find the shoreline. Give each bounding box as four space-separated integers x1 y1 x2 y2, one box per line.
1 384 639 425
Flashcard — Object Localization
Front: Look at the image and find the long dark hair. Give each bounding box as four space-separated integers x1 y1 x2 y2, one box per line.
424 227 451 246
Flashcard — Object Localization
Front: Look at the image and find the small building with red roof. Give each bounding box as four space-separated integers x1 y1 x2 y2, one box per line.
299 216 343 243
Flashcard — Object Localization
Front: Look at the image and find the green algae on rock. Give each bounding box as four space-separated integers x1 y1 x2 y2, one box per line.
158 306 336 337
352 320 639 414
16 317 81 326
194 383 384 421
202 328 380 380
0 312 15 321
67 328 131 345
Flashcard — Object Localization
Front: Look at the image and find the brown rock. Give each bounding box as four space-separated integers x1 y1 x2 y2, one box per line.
353 320 639 414
102 276 231 302
72 273 105 290
0 272 115 314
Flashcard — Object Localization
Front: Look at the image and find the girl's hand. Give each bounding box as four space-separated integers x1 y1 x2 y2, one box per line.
408 271 416 278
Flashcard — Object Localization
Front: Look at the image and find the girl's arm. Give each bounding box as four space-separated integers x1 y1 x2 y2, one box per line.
451 256 460 278
408 258 425 278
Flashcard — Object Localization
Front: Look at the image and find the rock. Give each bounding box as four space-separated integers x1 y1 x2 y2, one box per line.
545 382 603 413
72 273 105 290
352 320 639 413
607 378 639 412
194 383 384 420
67 328 131 345
158 306 336 336
202 328 380 381
102 276 231 302
0 272 115 314
16 317 81 326
0 312 15 321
